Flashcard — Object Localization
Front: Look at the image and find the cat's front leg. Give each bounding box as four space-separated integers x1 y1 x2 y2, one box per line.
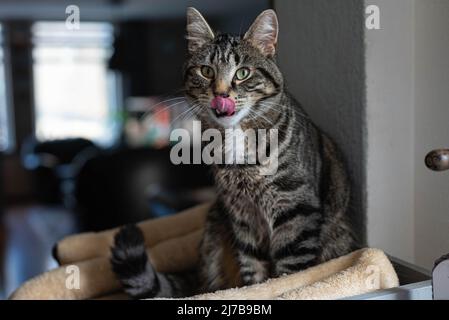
271 202 323 277
231 221 271 285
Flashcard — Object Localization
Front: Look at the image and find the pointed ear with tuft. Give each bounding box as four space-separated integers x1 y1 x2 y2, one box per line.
244 9 279 57
186 7 215 54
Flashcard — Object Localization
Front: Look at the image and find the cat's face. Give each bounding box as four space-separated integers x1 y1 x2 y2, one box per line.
184 8 283 128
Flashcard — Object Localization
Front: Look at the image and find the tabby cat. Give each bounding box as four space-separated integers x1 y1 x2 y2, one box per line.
110 7 357 299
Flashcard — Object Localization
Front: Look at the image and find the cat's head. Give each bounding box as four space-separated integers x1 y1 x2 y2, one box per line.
184 8 284 128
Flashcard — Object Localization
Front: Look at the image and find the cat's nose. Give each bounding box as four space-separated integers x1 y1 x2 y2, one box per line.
216 93 230 98
214 79 230 98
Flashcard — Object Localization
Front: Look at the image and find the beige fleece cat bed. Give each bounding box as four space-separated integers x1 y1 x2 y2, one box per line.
9 202 399 300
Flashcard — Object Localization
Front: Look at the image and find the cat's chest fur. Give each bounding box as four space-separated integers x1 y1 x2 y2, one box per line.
213 165 277 238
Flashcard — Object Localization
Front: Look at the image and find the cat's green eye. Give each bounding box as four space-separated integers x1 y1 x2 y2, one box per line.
200 66 215 79
235 68 250 81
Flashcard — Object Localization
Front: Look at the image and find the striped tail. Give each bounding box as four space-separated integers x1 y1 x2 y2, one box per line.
110 224 197 299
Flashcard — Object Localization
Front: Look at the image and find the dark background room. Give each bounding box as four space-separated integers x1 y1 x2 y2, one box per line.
0 0 269 297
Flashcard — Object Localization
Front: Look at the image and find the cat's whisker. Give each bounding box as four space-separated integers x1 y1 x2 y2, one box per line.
181 105 202 122
185 105 204 123
141 100 188 125
140 97 187 119
257 103 309 131
169 103 203 128
247 107 276 125
259 101 310 121
248 110 275 127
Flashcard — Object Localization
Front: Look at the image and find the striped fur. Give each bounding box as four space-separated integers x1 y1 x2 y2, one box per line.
110 8 357 299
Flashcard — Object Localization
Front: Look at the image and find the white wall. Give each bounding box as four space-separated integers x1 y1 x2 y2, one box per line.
364 0 415 263
413 0 449 268
366 0 449 269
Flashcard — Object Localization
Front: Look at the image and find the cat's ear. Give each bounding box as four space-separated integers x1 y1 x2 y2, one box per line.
244 9 279 57
186 7 215 54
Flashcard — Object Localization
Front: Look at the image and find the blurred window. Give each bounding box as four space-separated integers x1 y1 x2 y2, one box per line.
0 24 14 152
32 22 120 146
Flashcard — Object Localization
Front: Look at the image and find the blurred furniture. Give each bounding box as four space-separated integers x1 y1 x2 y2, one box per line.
20 136 215 231
75 147 214 231
20 137 101 207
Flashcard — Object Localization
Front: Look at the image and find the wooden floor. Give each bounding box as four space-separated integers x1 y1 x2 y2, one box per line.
0 205 78 299
0 222 5 298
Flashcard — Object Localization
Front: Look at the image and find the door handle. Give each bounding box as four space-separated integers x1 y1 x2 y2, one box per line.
425 149 449 171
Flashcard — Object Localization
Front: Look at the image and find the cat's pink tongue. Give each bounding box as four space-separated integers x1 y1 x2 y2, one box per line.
210 96 235 116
